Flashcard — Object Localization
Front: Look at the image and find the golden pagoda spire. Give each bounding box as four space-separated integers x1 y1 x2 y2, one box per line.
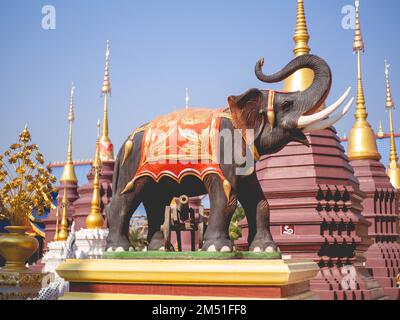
57 188 69 241
53 205 60 241
86 120 105 229
185 88 189 110
99 40 114 162
384 60 400 188
377 121 384 138
283 0 314 92
347 0 381 161
60 82 78 183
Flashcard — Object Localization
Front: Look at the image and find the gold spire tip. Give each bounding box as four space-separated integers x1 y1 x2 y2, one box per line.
293 0 310 56
353 0 364 52
97 120 101 140
185 88 189 109
60 83 78 183
283 0 314 93
101 40 111 94
69 82 75 122
385 60 395 109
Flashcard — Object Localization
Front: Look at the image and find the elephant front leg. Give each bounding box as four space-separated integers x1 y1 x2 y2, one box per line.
238 173 279 254
202 174 237 252
106 178 147 252
248 199 279 253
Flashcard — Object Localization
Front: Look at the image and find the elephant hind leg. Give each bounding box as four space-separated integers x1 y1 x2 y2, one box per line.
143 193 173 251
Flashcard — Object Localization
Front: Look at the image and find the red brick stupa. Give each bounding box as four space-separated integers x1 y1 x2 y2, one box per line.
239 0 385 300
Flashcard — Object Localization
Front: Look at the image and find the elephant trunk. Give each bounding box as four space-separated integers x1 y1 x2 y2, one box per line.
255 54 332 115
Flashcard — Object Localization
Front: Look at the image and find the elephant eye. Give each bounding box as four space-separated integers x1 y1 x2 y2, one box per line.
281 101 292 111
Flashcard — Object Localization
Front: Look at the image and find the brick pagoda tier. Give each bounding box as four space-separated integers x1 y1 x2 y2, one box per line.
44 180 79 245
238 0 385 299
242 128 385 300
346 3 399 300
350 159 400 299
73 160 114 230
347 60 400 300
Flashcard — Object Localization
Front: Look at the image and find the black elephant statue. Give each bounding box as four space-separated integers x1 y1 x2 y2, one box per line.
106 54 353 253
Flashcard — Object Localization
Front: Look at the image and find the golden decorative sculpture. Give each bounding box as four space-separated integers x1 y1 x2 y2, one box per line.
0 126 56 270
0 126 56 225
347 0 381 161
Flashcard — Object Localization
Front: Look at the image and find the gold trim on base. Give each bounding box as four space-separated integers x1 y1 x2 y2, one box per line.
56 258 318 287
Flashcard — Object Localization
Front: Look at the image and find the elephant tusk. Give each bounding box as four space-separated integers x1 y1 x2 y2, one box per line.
303 97 354 132
297 87 351 128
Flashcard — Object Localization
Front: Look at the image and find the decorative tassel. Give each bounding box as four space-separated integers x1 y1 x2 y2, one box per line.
121 180 135 195
267 90 275 128
122 139 133 165
223 179 231 202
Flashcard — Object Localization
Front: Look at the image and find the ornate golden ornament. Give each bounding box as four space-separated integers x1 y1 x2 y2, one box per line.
0 126 56 227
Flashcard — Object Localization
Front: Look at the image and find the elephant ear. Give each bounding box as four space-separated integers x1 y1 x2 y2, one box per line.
228 88 265 144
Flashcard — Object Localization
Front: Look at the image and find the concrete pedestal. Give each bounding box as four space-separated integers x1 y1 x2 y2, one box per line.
75 228 109 259
56 258 319 300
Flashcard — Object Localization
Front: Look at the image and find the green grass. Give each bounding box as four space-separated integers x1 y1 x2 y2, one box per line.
103 250 281 260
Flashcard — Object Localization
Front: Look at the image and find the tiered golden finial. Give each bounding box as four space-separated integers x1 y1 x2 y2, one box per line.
384 60 400 188
99 40 115 162
377 121 384 138
86 120 105 229
60 82 78 183
283 0 314 92
347 0 381 161
57 188 69 241
53 205 60 241
185 88 189 110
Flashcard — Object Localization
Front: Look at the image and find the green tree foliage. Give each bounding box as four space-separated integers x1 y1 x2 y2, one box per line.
129 226 148 251
229 205 245 241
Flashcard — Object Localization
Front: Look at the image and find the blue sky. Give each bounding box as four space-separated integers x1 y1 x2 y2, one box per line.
1 0 400 162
